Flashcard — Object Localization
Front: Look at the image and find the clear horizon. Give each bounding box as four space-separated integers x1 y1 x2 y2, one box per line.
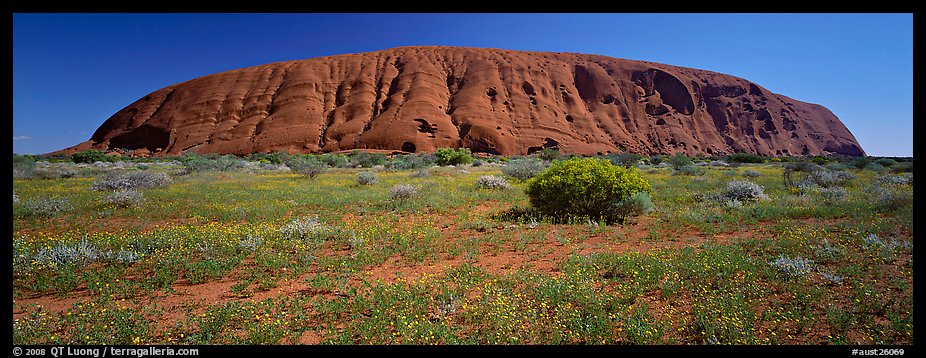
12 13 913 157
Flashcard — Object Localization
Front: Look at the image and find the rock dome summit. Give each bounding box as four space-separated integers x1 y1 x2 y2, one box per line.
54 46 865 157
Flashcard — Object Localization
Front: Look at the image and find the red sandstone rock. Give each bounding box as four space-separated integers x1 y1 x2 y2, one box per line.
52 46 864 157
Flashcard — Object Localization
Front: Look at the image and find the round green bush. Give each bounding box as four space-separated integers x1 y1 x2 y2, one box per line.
71 150 119 164
525 157 652 224
434 147 474 166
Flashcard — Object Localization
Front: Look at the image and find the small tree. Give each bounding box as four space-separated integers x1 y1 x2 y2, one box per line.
287 156 326 178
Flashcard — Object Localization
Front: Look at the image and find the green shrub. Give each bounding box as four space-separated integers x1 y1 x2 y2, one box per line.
434 148 474 166
538 148 561 161
317 153 350 168
525 157 652 224
852 157 873 169
890 162 913 173
726 152 765 164
389 154 430 170
649 155 666 165
810 156 831 165
667 153 693 170
179 153 246 172
875 158 897 167
609 153 643 168
349 151 387 168
864 162 887 172
248 152 291 165
71 150 119 164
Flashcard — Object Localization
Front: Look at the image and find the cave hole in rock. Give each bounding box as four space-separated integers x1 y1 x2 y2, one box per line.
413 118 438 134
401 142 417 153
522 81 535 95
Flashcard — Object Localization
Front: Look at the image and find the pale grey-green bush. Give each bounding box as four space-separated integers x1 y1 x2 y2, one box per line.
390 184 417 201
21 197 72 217
475 175 511 190
770 255 815 277
104 189 145 208
280 216 329 240
673 165 704 176
607 191 656 221
720 180 768 202
92 172 171 191
357 171 378 185
502 159 546 180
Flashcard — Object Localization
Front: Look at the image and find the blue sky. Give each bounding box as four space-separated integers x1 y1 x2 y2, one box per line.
13 13 913 156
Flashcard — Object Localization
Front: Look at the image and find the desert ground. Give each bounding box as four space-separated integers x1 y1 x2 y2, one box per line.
12 151 912 345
